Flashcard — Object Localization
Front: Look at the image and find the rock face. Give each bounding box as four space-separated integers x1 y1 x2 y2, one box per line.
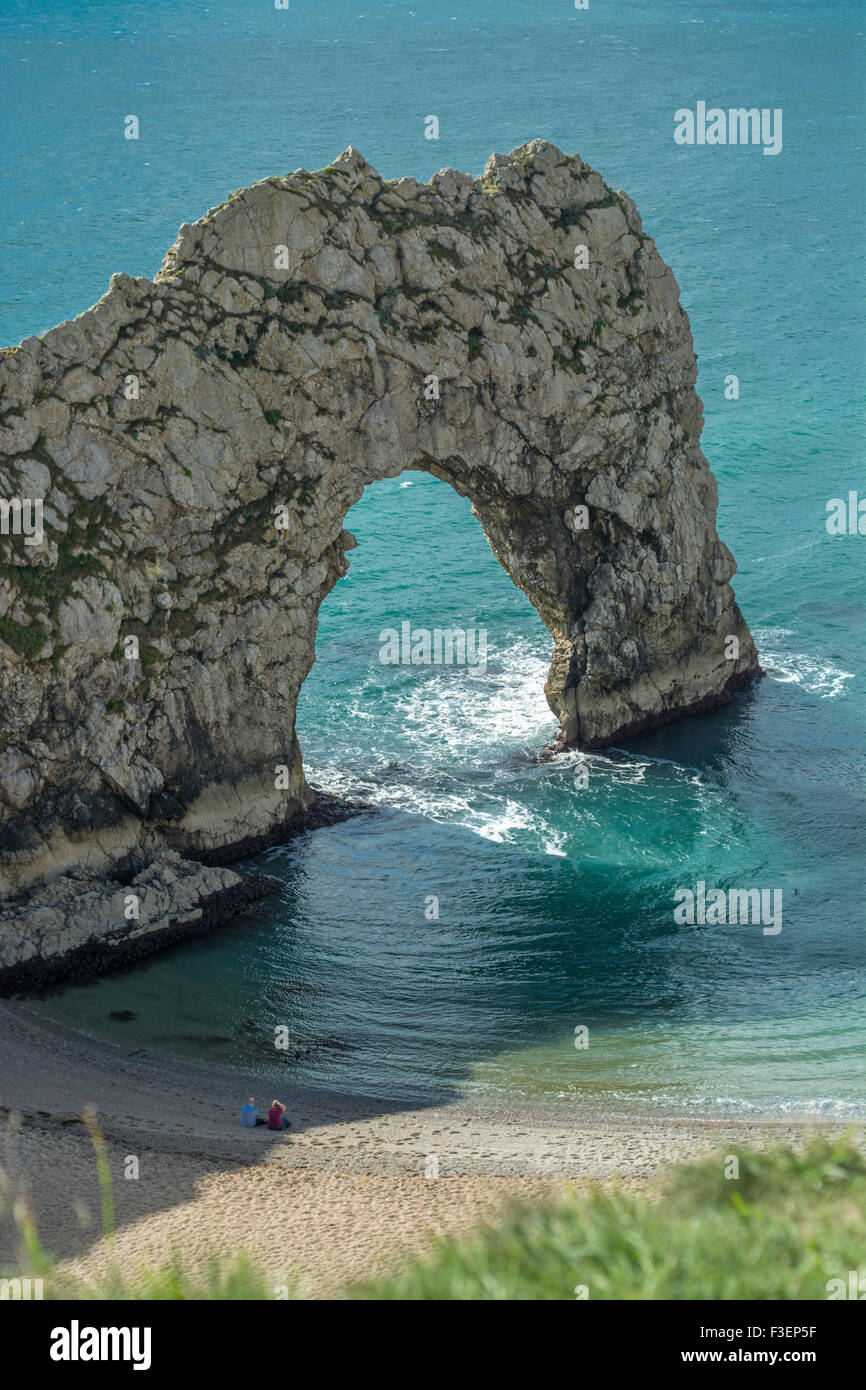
0 853 276 995
0 141 759 960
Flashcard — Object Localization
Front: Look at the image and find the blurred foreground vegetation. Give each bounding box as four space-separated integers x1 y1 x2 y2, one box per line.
2 1135 863 1301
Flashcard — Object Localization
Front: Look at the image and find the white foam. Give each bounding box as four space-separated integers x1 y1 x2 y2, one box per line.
303 635 737 858
304 638 572 852
755 626 854 699
395 637 557 762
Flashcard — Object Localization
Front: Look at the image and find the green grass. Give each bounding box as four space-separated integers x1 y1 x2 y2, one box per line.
353 1137 866 1301
48 1253 288 1302
2 1136 863 1300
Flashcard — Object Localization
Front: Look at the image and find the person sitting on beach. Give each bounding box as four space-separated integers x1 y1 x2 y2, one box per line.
241 1097 266 1127
267 1100 290 1130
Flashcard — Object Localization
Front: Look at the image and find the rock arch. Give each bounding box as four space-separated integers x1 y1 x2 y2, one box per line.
0 141 759 907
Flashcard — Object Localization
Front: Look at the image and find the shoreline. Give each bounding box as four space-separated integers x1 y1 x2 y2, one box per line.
0 871 279 998
7 988 862 1132
4 992 861 1139
0 791 371 999
2 999 862 1295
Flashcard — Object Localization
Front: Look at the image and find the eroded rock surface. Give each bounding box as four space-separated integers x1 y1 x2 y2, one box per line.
0 140 759 961
0 852 276 994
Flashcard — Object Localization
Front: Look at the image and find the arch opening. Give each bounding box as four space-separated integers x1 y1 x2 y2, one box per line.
0 140 759 932
295 469 557 820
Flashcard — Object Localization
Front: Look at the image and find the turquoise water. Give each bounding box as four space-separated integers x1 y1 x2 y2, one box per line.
3 1 864 1116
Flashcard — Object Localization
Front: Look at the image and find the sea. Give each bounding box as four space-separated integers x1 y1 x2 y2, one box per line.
1 0 863 1117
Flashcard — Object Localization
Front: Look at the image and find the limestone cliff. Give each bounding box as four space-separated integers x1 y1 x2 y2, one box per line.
0 141 759 972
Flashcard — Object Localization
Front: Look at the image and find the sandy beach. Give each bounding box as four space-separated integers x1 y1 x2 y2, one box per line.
1 1000 859 1298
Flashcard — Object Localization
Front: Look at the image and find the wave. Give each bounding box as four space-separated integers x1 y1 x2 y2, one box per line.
304 637 573 853
754 626 854 699
393 636 557 762
623 1093 866 1120
302 635 761 865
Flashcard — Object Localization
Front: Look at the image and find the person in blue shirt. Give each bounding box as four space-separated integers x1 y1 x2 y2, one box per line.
241 1097 265 1127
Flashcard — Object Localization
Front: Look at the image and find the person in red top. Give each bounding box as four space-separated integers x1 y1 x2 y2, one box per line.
267 1100 289 1130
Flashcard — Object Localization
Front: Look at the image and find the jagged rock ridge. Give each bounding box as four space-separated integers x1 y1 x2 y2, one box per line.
0 140 759 967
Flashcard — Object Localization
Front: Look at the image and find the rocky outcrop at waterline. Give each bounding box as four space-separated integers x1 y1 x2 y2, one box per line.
0 794 363 995
0 140 759 978
0 852 275 996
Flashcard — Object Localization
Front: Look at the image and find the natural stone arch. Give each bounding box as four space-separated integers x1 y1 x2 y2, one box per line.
0 141 759 906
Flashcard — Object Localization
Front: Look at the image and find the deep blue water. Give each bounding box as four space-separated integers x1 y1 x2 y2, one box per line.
3 1 864 1115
